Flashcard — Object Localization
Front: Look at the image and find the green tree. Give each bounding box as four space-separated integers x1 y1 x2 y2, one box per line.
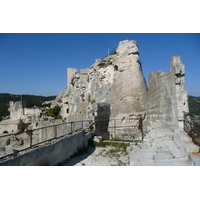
46 105 62 119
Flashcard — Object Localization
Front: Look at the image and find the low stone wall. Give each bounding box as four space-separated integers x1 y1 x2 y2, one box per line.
0 131 94 166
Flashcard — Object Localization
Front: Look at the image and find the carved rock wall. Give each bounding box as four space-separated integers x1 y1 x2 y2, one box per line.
146 56 189 130
56 40 148 138
54 41 189 138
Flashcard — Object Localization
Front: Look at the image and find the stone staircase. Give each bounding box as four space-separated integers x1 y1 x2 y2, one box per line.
129 129 200 166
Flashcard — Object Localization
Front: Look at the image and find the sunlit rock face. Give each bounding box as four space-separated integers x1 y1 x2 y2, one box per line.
55 41 189 138
146 56 189 130
56 40 148 138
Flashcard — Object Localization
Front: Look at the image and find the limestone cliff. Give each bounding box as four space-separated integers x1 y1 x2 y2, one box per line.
51 40 148 138
56 40 148 123
53 40 189 138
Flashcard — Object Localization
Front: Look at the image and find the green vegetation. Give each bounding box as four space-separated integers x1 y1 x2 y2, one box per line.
88 94 95 104
188 95 200 115
0 93 56 121
46 105 62 119
94 140 129 153
26 130 32 136
111 50 117 55
194 122 200 135
94 140 129 166
91 99 96 104
109 48 117 56
1 93 199 122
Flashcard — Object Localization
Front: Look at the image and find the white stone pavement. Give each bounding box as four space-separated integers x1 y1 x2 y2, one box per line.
62 129 200 166
129 129 200 166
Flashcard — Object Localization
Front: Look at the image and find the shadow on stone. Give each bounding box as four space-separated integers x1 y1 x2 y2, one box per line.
95 103 111 140
62 141 96 166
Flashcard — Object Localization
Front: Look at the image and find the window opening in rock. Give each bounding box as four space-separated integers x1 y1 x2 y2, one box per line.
114 65 118 71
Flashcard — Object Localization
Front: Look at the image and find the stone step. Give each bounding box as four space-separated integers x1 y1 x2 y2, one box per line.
129 129 200 166
154 157 192 166
130 147 191 166
167 141 184 158
145 129 174 140
190 154 200 166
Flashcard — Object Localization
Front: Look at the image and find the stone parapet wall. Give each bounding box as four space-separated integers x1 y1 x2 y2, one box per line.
0 131 93 166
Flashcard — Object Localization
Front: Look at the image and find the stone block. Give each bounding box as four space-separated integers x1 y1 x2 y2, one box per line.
167 141 183 158
190 155 200 166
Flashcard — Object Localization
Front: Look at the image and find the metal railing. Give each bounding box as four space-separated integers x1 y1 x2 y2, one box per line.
94 116 144 141
0 116 144 161
183 112 200 146
0 120 91 161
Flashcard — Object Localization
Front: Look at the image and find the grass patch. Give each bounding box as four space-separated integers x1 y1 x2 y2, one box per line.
117 160 127 166
109 138 134 142
105 149 121 157
93 139 130 166
94 140 129 153
91 99 96 104
96 149 106 157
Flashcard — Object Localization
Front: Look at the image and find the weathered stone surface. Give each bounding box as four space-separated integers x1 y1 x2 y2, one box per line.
116 40 139 55
55 40 148 139
146 56 189 130
1 41 189 140
129 129 199 166
1 39 197 165
52 41 190 140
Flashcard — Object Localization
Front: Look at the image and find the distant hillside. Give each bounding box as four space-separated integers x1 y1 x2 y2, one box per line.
188 95 200 115
0 93 56 120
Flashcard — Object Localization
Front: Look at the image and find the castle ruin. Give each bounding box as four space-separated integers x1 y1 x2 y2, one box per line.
52 40 189 139
1 39 199 166
0 40 189 140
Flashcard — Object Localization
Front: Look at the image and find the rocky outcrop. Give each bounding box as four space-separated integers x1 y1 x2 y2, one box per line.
52 41 189 138
170 56 189 129
146 56 189 130
55 40 148 138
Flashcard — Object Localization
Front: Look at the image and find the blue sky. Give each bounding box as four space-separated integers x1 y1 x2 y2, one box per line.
0 33 199 97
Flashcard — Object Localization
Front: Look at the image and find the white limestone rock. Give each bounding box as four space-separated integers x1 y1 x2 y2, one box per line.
55 40 148 139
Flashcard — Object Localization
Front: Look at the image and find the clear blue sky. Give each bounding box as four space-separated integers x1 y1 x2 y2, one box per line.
0 33 199 96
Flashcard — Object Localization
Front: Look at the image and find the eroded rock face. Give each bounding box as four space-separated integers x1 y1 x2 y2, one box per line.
56 40 148 138
54 41 189 138
146 56 189 130
170 56 189 130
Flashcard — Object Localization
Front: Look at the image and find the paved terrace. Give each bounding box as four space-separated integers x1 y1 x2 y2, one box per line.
62 129 200 166
129 129 200 166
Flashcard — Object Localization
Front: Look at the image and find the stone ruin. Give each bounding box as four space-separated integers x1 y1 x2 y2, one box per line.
0 100 62 135
0 101 41 134
146 56 189 130
0 39 196 166
0 40 189 140
51 40 189 139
